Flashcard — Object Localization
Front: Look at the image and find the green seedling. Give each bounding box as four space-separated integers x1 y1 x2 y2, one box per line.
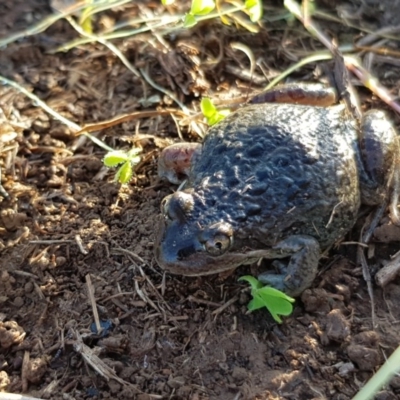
239 275 295 323
200 98 230 125
182 0 262 28
103 148 142 184
184 0 216 27
79 0 95 33
245 0 263 22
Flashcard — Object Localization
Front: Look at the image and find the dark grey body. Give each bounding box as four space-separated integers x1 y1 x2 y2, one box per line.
188 103 359 248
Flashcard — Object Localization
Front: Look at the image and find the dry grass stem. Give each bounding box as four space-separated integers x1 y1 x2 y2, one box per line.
375 253 400 287
71 330 141 393
212 295 240 316
74 234 88 255
76 109 188 136
85 274 101 334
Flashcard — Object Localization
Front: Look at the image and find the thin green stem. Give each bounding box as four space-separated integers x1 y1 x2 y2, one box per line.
0 75 114 152
66 16 141 77
264 53 332 91
352 346 400 400
54 5 244 52
140 68 190 113
0 0 126 48
0 76 80 131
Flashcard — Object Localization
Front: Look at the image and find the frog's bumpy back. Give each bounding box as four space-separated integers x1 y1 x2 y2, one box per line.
189 103 360 249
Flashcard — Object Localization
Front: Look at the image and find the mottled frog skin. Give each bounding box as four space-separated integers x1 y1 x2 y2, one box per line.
154 86 400 296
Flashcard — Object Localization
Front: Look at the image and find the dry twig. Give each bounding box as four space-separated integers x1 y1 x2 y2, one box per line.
71 330 142 394
375 252 400 288
86 275 101 334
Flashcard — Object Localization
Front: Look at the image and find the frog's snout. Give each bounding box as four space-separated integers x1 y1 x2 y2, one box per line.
154 216 207 275
155 191 235 276
155 191 202 274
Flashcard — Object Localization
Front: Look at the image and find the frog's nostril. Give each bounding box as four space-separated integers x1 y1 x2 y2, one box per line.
177 245 196 259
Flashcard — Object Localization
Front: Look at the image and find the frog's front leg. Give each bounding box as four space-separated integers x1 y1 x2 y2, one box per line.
158 142 202 184
250 83 337 107
258 235 320 297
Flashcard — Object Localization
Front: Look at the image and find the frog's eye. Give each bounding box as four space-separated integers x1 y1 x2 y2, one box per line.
205 233 231 256
161 192 194 222
202 222 233 256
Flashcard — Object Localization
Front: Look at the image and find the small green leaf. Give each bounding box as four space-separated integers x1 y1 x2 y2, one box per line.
247 296 265 311
258 286 296 302
239 275 263 291
257 288 294 322
239 276 295 323
208 109 230 125
184 13 198 28
103 151 129 167
245 0 263 22
115 162 133 184
103 147 141 183
161 0 175 4
302 0 316 17
79 0 94 34
200 98 217 118
190 0 215 15
200 98 230 126
254 294 283 322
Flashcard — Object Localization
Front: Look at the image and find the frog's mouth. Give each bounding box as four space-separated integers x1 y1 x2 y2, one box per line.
156 243 280 276
154 215 279 276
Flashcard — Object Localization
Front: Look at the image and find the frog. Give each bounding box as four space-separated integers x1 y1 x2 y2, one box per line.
154 83 400 297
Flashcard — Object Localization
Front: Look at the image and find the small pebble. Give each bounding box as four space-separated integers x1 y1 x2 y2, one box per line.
167 376 185 389
56 256 66 267
326 309 350 342
13 297 24 307
232 367 248 383
24 282 33 293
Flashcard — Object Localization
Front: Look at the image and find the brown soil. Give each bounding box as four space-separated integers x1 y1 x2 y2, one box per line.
1 1 400 399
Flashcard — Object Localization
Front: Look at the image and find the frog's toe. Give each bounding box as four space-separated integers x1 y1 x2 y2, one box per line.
271 260 288 274
257 273 286 292
258 235 320 297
